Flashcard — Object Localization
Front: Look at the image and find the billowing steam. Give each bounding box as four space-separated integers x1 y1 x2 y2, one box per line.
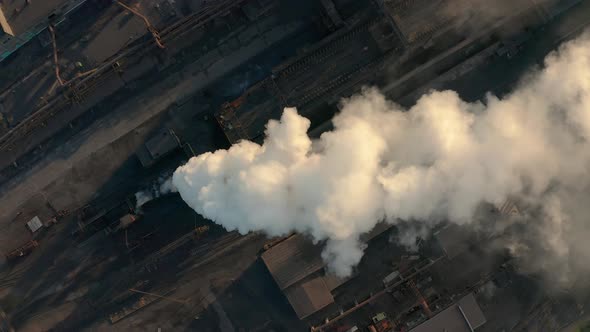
173 33 590 282
134 176 178 212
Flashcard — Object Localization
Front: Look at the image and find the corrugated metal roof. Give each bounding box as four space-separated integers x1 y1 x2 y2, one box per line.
458 293 486 329
284 276 334 319
323 273 349 291
26 216 43 233
261 234 325 290
410 293 486 332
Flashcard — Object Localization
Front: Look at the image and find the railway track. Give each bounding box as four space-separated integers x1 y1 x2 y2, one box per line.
277 21 371 78
0 264 57 290
0 0 250 166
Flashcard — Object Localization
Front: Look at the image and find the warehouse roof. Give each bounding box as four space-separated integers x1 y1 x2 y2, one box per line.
261 234 325 290
284 275 334 319
410 293 486 332
262 221 390 291
457 293 486 329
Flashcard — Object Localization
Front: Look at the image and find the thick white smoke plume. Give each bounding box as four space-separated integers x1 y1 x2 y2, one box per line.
173 33 590 281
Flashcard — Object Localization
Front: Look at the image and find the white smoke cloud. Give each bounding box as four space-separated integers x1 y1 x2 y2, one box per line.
135 191 154 210
393 222 430 252
134 175 179 212
159 178 177 195
172 32 590 282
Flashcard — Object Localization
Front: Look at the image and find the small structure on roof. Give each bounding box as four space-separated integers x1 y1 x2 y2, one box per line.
136 128 181 168
383 270 401 286
26 216 44 233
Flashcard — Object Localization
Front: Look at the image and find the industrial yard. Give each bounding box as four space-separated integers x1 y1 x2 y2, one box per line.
0 0 589 331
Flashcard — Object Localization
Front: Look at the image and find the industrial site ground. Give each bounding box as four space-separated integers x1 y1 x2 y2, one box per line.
0 0 589 331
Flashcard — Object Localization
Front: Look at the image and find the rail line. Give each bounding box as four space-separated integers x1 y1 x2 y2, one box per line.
0 0 250 165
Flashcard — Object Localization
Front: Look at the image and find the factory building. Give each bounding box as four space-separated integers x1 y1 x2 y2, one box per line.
409 293 486 332
262 223 392 320
0 0 87 61
135 128 182 168
261 235 326 291
261 234 342 319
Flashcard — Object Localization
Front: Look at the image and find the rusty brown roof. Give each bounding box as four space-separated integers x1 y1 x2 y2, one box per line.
283 276 334 319
261 234 325 290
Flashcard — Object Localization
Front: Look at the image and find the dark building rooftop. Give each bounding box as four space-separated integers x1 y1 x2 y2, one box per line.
283 275 335 319
261 234 325 291
410 292 486 332
136 128 181 168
